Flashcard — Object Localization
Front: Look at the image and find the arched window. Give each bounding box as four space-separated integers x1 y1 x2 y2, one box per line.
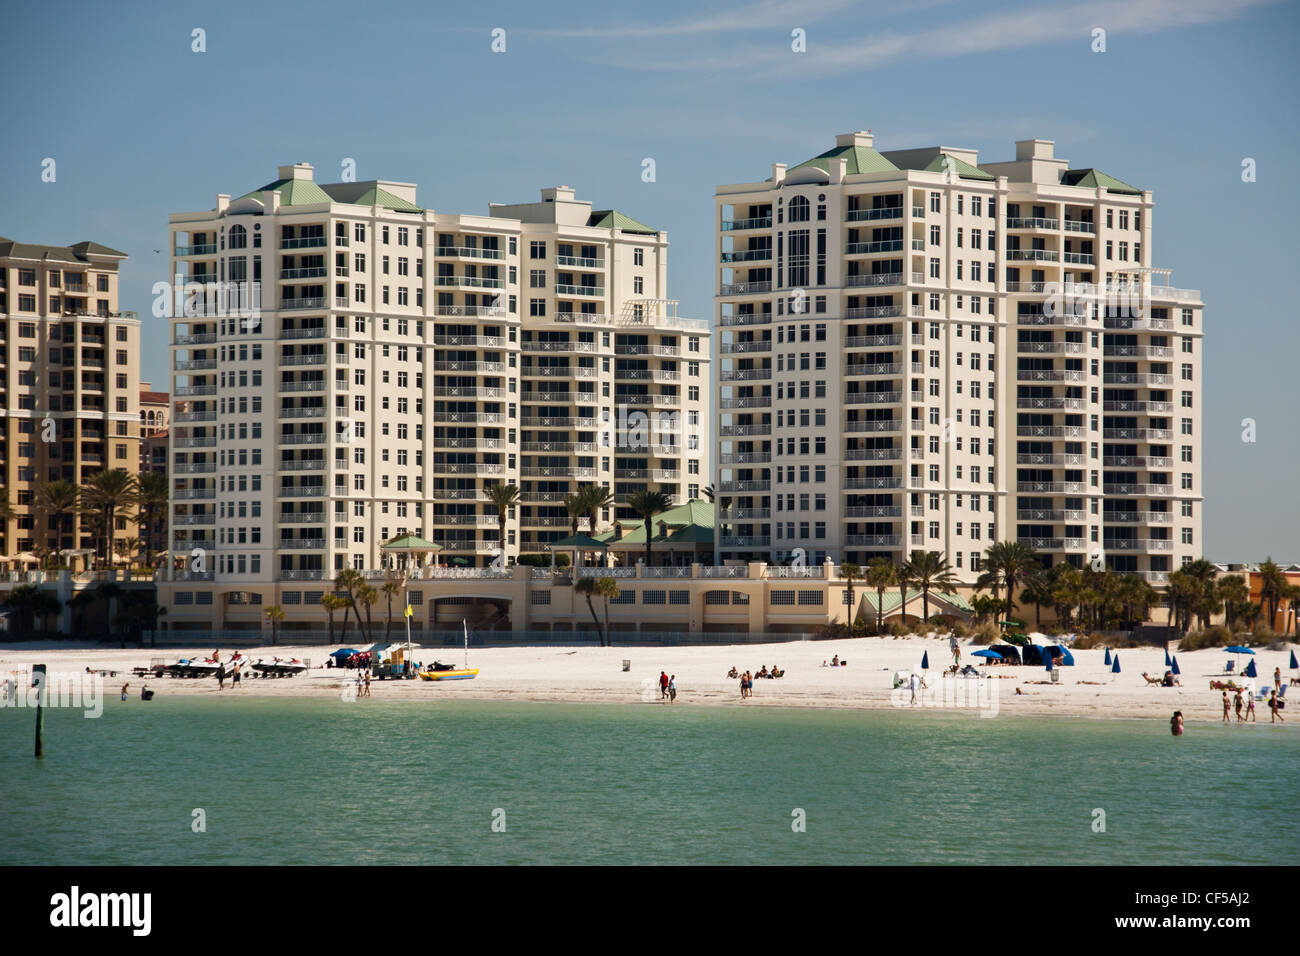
788 196 811 222
229 224 248 249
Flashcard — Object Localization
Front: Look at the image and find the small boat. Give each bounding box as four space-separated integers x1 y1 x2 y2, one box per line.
419 667 479 681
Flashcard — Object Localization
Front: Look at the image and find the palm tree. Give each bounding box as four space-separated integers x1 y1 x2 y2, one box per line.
896 560 915 629
626 490 672 567
264 605 285 646
334 568 365 643
381 579 403 640
357 584 378 643
563 492 586 535
701 484 715 503
1258 557 1287 630
904 551 958 625
0 487 15 558
1020 570 1053 628
135 470 169 568
320 593 343 644
80 469 138 571
1048 563 1083 627
575 577 606 646
117 537 141 571
1216 574 1249 630
838 562 861 632
580 484 614 535
485 483 521 560
977 540 1039 624
93 581 124 641
5 585 62 638
35 479 81 567
865 557 896 634
595 576 620 646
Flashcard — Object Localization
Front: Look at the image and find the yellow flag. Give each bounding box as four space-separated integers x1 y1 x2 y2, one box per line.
404 604 413 618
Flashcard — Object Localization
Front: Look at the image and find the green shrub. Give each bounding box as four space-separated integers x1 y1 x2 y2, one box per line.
887 620 912 637
968 622 999 646
1180 625 1232 651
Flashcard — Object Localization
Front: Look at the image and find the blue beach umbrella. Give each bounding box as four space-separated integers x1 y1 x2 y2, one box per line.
1111 654 1121 674
1290 650 1298 669
1171 656 1181 676
972 649 1002 659
921 651 930 670
1104 647 1112 666
1045 653 1053 671
1226 646 1255 655
1244 659 1258 678
329 648 360 659
1165 648 1172 667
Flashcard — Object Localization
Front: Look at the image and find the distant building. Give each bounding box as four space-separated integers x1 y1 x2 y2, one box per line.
0 235 141 565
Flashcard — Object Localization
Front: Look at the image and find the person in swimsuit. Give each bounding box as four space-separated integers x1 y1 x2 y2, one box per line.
1170 711 1184 736
120 683 129 701
1234 690 1244 722
1222 690 1230 723
1269 690 1285 723
1246 693 1257 722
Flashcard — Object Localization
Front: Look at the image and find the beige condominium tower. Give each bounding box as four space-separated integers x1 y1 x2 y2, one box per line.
0 237 140 563
162 164 708 615
714 133 1203 585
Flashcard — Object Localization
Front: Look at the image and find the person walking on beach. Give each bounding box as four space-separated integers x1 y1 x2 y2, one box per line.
909 671 921 706
659 671 670 700
1222 690 1230 723
363 669 371 698
232 663 242 688
668 674 677 703
217 663 226 691
949 635 960 667
1276 667 1283 694
1233 690 1244 722
1269 690 1284 723
1246 692 1257 722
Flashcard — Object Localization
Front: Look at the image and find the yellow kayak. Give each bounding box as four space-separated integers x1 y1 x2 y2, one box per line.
418 668 479 681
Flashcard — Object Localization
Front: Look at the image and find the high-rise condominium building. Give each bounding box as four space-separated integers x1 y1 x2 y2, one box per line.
0 237 140 561
715 133 1203 585
163 164 708 599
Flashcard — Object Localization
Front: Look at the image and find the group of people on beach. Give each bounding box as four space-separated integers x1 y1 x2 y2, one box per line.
657 671 676 702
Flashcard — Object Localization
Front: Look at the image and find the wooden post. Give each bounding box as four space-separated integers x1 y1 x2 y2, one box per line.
33 663 46 759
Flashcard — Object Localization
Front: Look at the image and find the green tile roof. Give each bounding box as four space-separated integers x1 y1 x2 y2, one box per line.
860 587 972 613
792 144 900 176
322 183 424 212
1061 168 1142 195
237 177 334 206
599 499 714 546
921 152 995 181
587 210 658 234
381 534 441 551
0 236 126 261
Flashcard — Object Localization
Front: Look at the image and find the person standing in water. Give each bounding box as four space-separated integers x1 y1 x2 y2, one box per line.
1221 690 1230 723
1170 711 1184 736
120 682 129 701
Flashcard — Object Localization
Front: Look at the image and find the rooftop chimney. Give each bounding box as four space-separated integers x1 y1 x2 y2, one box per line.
277 162 315 181
771 163 787 185
836 131 874 149
540 185 576 202
1014 139 1055 161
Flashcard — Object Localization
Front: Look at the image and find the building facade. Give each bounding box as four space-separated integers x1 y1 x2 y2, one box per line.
161 164 708 626
714 133 1203 584
0 236 141 562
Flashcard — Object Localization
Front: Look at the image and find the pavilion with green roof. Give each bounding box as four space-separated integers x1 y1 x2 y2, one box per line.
596 500 714 566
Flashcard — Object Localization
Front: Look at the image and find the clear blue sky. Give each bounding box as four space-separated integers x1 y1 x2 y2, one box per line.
2 0 1296 561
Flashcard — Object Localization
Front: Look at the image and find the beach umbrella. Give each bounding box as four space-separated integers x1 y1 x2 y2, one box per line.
1164 647 1172 667
328 648 360 659
1104 647 1112 666
1290 650 1297 669
1243 659 1258 678
1225 646 1255 655
921 651 930 670
1111 654 1121 674
1045 653 1053 672
972 649 1002 659
1171 656 1181 676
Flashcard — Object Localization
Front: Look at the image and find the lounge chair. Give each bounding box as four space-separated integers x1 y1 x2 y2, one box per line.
1224 660 1235 673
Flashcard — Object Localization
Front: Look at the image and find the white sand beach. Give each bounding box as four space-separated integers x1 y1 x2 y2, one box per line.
3 635 1296 724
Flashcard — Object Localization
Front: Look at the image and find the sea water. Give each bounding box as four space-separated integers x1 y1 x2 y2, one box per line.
1 698 1294 865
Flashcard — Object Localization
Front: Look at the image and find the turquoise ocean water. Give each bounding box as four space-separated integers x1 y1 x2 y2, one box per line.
2 698 1295 865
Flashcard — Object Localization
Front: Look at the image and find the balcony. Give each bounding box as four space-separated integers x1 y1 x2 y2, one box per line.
1017 341 1086 354
721 508 770 520
1062 252 1094 266
436 276 505 290
174 332 217 345
1006 249 1060 262
1103 400 1173 414
1103 428 1172 441
279 236 328 250
845 333 902 348
720 216 772 231
1017 369 1086 383
614 343 679 357
436 246 505 261
844 506 903 518
280 296 327 311
844 363 902 377
1104 344 1174 359
1103 538 1174 552
846 206 904 222
844 476 903 489
1006 217 1059 230
845 448 901 461
1016 481 1087 494
845 305 903 320
719 396 771 409
174 243 217 256
1063 219 1095 233
717 480 770 493
1016 396 1085 410
280 406 327 419
1103 455 1173 468
1016 425 1085 438
719 535 770 548
1102 483 1174 496
845 240 904 255
1104 511 1174 524
719 423 771 437
280 432 327 445
437 333 506 348
845 535 901 547
845 419 900 433
718 312 772 327
554 284 604 297
279 267 327 280
435 360 507 374
720 249 771 263
845 273 904 289
281 326 327 339
719 281 772 296
721 368 771 382
719 453 770 465
845 391 901 405
1015 453 1086 466
279 353 327 367
433 304 506 318
1016 509 1087 522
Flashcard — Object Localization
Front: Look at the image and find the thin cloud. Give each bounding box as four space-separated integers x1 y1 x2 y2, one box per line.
522 0 883 38
604 0 1280 72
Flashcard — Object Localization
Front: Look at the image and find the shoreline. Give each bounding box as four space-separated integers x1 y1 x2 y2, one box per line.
4 636 1296 725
